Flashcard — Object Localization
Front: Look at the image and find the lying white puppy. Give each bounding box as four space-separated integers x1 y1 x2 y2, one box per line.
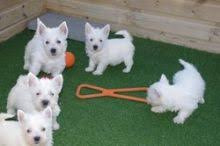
147 59 205 124
0 107 53 146
7 72 63 130
24 18 68 76
85 22 135 75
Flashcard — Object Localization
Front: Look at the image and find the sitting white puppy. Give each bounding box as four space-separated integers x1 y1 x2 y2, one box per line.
24 18 68 76
7 72 63 130
0 107 53 146
85 22 135 75
147 59 205 124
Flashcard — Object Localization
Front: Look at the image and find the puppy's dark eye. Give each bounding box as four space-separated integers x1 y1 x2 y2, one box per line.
27 129 31 133
50 92 54 96
57 40 61 44
36 92 41 96
45 41 50 45
100 39 103 42
90 38 93 42
42 127 46 132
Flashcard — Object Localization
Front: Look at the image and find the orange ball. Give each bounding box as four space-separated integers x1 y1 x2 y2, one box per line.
65 52 75 68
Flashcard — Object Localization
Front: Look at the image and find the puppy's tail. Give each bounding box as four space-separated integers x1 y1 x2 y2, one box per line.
0 113 14 122
115 30 133 42
179 59 195 70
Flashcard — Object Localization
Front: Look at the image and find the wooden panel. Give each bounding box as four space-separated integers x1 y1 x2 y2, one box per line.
0 0 44 31
46 0 220 53
116 24 220 53
63 0 220 23
46 0 220 42
0 0 45 43
0 19 26 42
0 0 24 11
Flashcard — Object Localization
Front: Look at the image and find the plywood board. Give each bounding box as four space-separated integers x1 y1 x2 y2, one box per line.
0 0 44 31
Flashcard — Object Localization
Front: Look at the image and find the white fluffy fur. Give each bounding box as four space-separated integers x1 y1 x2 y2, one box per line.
7 72 63 130
24 18 68 76
0 108 53 146
147 59 205 124
85 22 135 75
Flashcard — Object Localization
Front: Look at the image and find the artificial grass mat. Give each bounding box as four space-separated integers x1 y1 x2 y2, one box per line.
0 29 220 146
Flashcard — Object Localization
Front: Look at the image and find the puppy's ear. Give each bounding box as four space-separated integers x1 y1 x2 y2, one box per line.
85 22 93 34
160 74 169 84
27 72 38 87
58 21 68 38
52 74 63 93
102 24 110 37
43 107 52 119
37 18 47 36
17 110 26 123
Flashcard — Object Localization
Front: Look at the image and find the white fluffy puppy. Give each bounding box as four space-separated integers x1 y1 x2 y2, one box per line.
0 107 53 146
24 18 68 76
147 59 205 124
85 22 135 75
7 72 63 130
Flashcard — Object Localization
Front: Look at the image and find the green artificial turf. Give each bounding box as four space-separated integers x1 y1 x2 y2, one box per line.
0 29 220 146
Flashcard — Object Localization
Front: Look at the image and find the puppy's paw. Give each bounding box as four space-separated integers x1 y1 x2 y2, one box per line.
173 116 185 124
123 68 130 73
53 122 60 130
151 107 166 113
93 71 103 75
85 67 94 72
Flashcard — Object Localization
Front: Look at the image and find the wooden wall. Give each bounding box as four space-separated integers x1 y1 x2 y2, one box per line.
46 0 220 53
0 0 45 42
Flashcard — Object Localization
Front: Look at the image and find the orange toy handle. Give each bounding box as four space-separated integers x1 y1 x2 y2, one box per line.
76 84 148 104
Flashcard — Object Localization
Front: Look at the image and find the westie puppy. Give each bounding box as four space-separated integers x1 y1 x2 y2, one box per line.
7 72 63 130
147 59 205 124
85 22 135 75
0 107 53 146
24 18 68 76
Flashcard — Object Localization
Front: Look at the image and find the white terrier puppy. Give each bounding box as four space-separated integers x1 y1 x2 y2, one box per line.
7 72 63 130
85 23 135 75
0 107 53 146
24 18 68 76
147 59 205 124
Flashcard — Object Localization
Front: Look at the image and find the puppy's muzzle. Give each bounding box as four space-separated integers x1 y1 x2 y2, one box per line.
34 136 41 143
42 100 49 107
50 48 57 55
93 45 98 51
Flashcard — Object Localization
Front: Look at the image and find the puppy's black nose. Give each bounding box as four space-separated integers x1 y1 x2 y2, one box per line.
93 45 98 50
50 48 56 54
34 136 40 142
42 100 49 107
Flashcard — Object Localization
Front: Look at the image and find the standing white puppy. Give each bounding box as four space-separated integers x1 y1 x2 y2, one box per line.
147 59 205 124
85 23 135 75
7 72 63 130
24 18 68 76
0 107 53 146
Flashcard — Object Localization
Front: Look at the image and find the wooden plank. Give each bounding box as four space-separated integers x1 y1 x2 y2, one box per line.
46 0 220 53
0 0 45 43
0 0 44 31
0 0 24 11
46 0 220 42
117 24 220 54
65 0 220 23
0 19 26 42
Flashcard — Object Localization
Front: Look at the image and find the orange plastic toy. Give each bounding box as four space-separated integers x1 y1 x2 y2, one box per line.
65 52 75 68
76 84 148 104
